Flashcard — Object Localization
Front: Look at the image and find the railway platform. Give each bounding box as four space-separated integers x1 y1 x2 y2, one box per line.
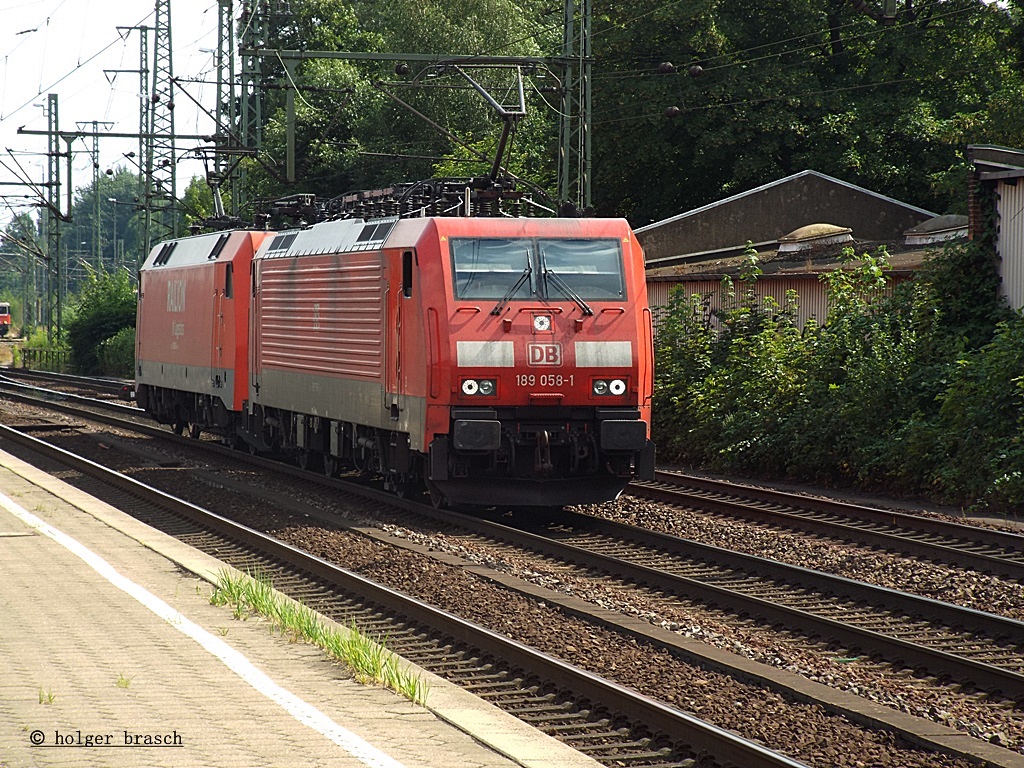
0 447 602 768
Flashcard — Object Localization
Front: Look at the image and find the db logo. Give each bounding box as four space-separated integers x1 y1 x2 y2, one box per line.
527 343 562 366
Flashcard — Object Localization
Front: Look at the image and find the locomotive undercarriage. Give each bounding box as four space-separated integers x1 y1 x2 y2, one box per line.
135 384 235 441
136 385 653 508
428 406 655 507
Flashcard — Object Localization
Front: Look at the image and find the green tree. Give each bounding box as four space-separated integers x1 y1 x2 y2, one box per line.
69 167 144 284
589 0 1024 223
239 0 559 206
0 212 43 331
64 268 136 375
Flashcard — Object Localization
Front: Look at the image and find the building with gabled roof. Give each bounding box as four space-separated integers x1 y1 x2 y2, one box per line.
636 170 956 329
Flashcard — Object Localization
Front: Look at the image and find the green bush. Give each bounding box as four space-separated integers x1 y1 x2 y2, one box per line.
97 327 136 378
652 239 1022 513
64 269 136 375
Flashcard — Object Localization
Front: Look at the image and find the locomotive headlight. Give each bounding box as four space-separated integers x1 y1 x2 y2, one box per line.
533 314 551 332
461 378 496 396
592 379 627 396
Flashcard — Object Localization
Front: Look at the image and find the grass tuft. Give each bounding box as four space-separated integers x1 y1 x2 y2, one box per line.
210 569 429 705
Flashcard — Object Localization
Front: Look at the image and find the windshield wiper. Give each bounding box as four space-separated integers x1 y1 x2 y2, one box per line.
490 261 533 315
540 249 593 316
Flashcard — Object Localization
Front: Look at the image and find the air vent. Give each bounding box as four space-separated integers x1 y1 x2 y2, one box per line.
350 219 396 251
207 233 231 260
266 232 298 254
153 241 178 266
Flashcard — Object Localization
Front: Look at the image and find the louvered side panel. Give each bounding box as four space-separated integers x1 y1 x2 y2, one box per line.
258 252 385 380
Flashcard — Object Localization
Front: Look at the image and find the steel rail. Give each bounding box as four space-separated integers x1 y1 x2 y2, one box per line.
0 368 131 395
629 472 1024 582
0 423 810 768
4 382 1023 698
397 506 1024 700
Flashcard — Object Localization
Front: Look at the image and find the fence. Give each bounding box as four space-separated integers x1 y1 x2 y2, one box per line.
19 348 71 372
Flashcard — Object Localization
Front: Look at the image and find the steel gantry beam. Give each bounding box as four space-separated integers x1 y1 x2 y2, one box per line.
240 45 592 212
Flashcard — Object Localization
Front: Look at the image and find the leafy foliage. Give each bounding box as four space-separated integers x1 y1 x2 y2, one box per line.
97 327 136 378
589 0 1024 221
653 241 1023 513
64 269 137 375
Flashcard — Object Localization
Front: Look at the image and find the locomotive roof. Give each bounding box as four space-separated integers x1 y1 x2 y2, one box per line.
257 217 400 259
140 217 640 271
140 230 261 270
253 216 636 261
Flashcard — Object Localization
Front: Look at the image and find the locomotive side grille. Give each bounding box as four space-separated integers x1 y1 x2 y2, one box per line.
258 252 384 380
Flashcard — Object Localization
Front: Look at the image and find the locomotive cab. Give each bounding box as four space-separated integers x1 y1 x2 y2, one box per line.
0 302 11 338
421 218 655 507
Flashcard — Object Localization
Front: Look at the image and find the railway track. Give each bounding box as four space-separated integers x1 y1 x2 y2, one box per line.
2 376 1024 765
0 367 132 401
476 508 1024 697
0 422 808 768
629 472 1024 582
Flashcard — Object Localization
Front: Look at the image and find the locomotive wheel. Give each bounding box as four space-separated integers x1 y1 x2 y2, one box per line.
298 449 323 473
429 488 445 509
188 423 202 440
322 455 338 478
393 474 409 498
172 421 185 436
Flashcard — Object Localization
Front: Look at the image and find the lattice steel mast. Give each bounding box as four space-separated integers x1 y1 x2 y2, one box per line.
558 0 591 213
147 0 178 248
44 94 61 341
213 0 238 217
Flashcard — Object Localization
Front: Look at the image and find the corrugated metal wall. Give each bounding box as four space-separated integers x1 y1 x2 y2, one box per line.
648 275 907 332
649 277 828 330
996 180 1024 311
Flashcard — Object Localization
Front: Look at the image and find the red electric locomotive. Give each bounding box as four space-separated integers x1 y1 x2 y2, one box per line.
0 302 11 337
136 214 655 508
134 230 276 436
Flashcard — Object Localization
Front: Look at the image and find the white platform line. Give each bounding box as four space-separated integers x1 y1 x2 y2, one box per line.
0 491 407 768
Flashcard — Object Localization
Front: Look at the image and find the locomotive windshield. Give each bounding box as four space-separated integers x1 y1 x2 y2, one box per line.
451 238 625 302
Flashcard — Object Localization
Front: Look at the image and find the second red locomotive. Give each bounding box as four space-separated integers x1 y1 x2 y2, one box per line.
135 214 654 507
